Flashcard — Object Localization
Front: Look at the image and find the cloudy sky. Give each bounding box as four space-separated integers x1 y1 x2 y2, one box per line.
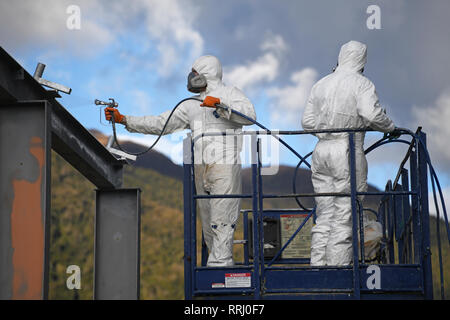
1 0 449 214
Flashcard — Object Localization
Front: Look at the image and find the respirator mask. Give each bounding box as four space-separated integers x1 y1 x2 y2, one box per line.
187 70 207 93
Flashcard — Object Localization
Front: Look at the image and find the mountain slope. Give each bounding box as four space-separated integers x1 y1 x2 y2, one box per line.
90 129 184 181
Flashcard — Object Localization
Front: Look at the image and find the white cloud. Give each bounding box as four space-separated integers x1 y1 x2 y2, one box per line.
411 88 450 173
414 88 450 218
222 32 318 132
86 76 124 99
224 33 288 92
1 0 204 78
260 33 288 57
0 0 114 57
129 89 153 115
267 67 318 128
225 53 279 91
429 185 450 219
137 0 204 78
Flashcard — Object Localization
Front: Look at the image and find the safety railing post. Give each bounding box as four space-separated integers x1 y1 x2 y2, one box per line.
251 133 261 299
190 136 198 296
394 183 404 263
257 138 266 294
378 201 387 263
386 181 395 263
401 168 412 264
349 133 361 299
358 201 365 265
243 211 250 265
200 236 208 267
418 132 433 299
409 148 422 265
183 134 193 299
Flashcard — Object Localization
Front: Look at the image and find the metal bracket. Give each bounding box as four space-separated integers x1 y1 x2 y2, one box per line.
33 63 72 95
106 136 137 161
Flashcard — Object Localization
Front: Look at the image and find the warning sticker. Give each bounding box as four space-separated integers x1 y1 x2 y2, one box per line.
280 214 312 259
225 273 251 288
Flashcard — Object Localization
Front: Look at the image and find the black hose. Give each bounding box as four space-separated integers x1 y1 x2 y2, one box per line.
109 98 450 237
292 152 313 211
109 97 201 156
109 96 314 209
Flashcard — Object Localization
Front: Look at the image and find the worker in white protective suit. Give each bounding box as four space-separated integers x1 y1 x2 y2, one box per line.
302 40 399 266
105 55 256 267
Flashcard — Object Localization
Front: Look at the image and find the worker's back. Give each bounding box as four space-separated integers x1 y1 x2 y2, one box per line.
308 70 371 141
302 41 394 144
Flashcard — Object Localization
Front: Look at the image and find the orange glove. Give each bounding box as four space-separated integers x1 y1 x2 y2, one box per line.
201 96 220 108
104 107 125 124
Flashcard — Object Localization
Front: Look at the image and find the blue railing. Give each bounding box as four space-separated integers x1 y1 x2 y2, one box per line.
183 127 449 300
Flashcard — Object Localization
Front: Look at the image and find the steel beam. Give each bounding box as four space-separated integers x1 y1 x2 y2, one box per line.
0 101 51 299
50 100 124 188
94 188 141 300
0 46 124 189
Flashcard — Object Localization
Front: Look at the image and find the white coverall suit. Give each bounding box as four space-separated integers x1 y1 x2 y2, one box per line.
301 41 395 266
124 55 256 266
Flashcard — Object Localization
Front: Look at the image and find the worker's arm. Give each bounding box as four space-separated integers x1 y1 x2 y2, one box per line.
356 78 395 133
105 103 190 135
222 87 256 125
124 107 190 135
201 87 256 125
301 90 317 131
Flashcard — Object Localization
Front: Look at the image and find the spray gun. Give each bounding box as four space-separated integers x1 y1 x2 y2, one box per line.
94 98 120 126
94 98 137 161
95 98 118 109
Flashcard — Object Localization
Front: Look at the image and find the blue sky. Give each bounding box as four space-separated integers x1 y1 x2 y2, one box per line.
1 0 450 214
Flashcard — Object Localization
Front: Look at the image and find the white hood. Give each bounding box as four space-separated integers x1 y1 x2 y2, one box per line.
336 40 367 73
192 55 223 92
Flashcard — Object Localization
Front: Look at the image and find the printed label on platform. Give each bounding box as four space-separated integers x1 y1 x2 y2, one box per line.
280 214 312 259
225 273 251 288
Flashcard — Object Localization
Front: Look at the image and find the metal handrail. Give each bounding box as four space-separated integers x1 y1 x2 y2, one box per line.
185 126 449 299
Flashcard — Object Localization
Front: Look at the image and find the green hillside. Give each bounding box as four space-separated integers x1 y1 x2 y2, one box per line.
49 150 186 300
49 148 450 299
